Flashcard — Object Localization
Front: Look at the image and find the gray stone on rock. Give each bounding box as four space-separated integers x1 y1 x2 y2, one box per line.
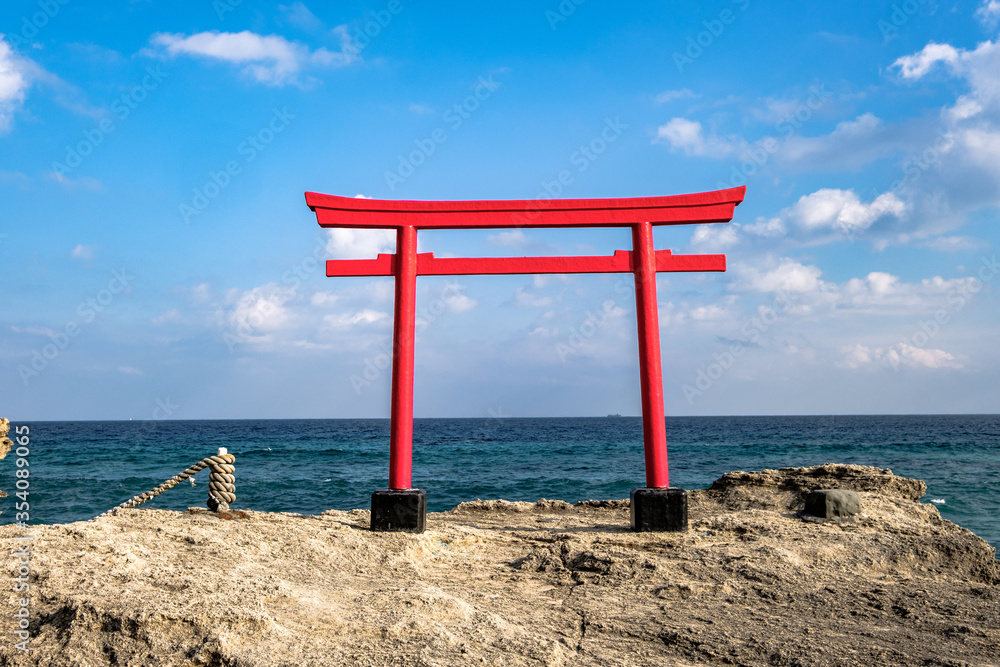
804 489 861 518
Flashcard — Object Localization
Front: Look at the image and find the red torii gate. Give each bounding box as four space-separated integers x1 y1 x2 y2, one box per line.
306 186 746 532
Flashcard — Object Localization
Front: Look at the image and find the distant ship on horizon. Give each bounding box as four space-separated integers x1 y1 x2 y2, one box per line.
606 413 623 418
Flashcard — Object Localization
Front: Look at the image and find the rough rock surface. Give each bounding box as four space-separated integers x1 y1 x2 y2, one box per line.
2 464 998 667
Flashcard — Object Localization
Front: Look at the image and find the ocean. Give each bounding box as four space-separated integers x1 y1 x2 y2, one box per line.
7 415 999 550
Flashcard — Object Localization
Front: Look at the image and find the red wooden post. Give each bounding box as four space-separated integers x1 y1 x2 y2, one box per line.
389 225 417 490
632 221 669 488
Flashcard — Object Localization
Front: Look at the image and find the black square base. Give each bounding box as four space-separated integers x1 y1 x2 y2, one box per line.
630 487 688 532
371 488 426 533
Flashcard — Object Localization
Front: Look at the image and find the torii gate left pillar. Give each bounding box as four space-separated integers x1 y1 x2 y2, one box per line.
306 187 746 533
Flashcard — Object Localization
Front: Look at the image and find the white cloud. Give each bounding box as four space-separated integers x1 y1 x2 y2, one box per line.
777 113 910 170
743 218 786 238
487 230 529 248
151 309 182 325
785 188 905 236
324 228 396 259
514 287 553 308
225 283 297 340
0 38 30 134
838 344 873 369
71 244 95 260
978 0 1000 26
192 283 211 304
735 258 827 294
919 235 982 252
310 291 340 307
655 118 737 158
691 218 787 252
689 304 728 321
280 2 323 31
894 38 1000 113
149 30 355 86
118 366 143 376
438 283 478 313
323 309 389 328
654 89 697 104
443 292 477 313
408 103 434 115
47 171 103 191
879 35 1000 246
0 170 31 189
690 223 740 251
839 343 962 369
892 43 961 79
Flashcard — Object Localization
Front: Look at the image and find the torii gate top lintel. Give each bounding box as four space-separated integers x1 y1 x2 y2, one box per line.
307 186 745 497
305 186 746 230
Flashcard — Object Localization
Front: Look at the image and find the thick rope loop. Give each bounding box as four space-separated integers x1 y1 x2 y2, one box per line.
207 454 237 512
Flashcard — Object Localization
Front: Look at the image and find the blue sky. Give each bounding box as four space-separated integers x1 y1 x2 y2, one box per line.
2 0 999 420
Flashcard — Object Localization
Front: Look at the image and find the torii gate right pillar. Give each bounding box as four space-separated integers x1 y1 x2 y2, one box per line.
630 220 687 531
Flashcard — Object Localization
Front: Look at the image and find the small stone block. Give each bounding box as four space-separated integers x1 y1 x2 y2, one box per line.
804 489 861 518
630 487 688 532
371 488 426 533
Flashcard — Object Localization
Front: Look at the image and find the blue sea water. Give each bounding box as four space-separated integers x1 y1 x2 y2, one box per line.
5 415 999 550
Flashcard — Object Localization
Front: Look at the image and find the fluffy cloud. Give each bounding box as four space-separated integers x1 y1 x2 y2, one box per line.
785 189 905 236
655 118 737 158
323 309 389 329
729 257 983 322
654 89 697 104
892 43 961 79
487 230 529 248
0 38 30 134
776 113 914 171
223 283 298 346
71 244 95 259
513 287 553 308
734 259 828 294
839 343 962 369
978 0 1000 26
692 188 904 250
690 223 740 251
149 30 356 86
324 228 396 259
